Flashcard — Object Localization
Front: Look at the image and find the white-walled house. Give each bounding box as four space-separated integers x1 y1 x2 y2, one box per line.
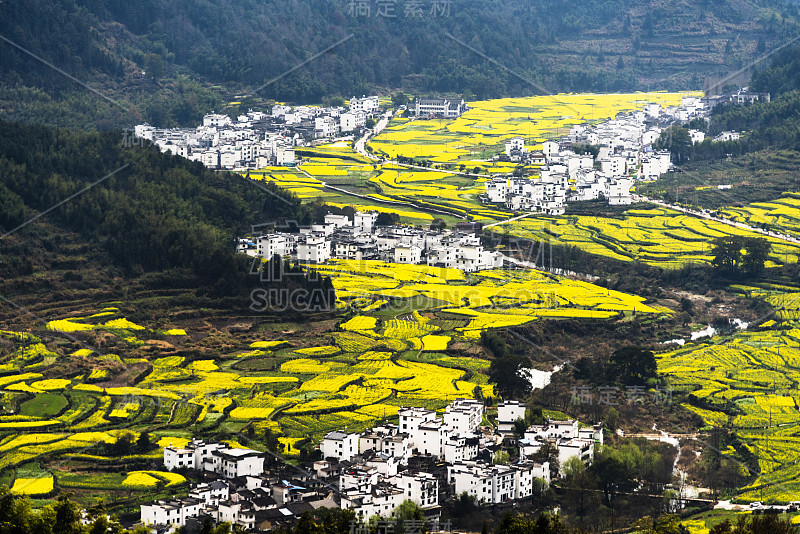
398 407 437 434
141 498 203 530
443 399 484 434
295 235 330 263
321 430 359 461
395 471 438 509
211 448 265 479
394 244 422 264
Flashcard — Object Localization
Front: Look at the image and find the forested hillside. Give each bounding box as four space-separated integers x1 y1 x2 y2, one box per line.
1 0 799 129
0 121 317 294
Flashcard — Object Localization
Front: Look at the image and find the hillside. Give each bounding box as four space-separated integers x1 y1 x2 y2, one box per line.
1 0 799 129
0 121 336 309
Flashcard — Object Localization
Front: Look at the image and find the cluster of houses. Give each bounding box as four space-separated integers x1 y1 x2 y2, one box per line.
144 441 337 533
132 96 381 171
236 212 503 272
485 95 721 212
140 401 602 532
318 400 602 520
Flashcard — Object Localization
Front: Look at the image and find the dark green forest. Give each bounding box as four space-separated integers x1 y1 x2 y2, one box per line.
0 121 336 298
1 0 799 128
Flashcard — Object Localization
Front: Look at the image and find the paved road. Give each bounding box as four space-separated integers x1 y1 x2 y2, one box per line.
354 111 391 159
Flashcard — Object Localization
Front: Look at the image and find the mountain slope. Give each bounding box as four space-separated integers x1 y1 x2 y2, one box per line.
1 0 799 128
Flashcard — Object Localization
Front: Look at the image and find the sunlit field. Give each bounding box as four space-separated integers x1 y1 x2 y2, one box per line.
369 93 695 164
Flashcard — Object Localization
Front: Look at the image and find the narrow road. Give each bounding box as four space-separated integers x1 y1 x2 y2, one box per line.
354 111 391 159
483 211 537 228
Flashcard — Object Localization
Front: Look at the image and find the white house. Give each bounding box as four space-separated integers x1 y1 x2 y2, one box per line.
257 234 293 259
140 498 203 530
350 95 380 114
321 430 359 461
542 141 559 160
210 448 265 479
354 211 378 233
295 235 330 263
414 98 468 118
497 401 527 435
443 399 484 434
394 244 422 264
606 178 634 205
395 471 439 509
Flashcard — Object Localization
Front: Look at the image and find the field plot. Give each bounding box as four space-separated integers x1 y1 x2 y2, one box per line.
721 194 800 240
314 259 667 338
500 207 800 268
369 93 693 164
657 316 800 503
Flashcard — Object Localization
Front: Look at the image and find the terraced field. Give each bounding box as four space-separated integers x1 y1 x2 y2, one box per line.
0 261 667 497
658 282 800 503
498 207 800 268
721 194 800 240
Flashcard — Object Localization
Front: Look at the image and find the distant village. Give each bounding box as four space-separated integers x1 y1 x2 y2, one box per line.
482 94 733 213
132 95 384 171
131 95 471 172
237 213 501 272
142 400 602 533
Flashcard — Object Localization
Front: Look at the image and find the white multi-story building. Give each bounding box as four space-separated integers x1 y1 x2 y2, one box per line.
257 234 293 259
350 95 380 114
210 448 265 479
395 472 438 509
354 211 378 233
394 244 422 264
607 178 634 205
497 401 527 435
398 407 437 434
443 399 484 434
141 498 203 529
321 430 359 461
295 235 330 263
413 98 468 118
442 434 480 464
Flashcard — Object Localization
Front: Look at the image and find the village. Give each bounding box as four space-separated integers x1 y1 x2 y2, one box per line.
236 212 503 272
131 95 385 170
483 93 748 213
141 400 602 533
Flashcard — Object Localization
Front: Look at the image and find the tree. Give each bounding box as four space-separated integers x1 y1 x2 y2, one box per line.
137 431 152 452
513 417 528 438
741 237 770 277
528 442 560 477
375 212 399 226
562 457 599 527
607 346 657 385
711 235 743 275
391 92 408 108
711 236 770 278
430 218 447 231
388 501 425 534
654 126 693 165
488 353 532 399
493 450 511 465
